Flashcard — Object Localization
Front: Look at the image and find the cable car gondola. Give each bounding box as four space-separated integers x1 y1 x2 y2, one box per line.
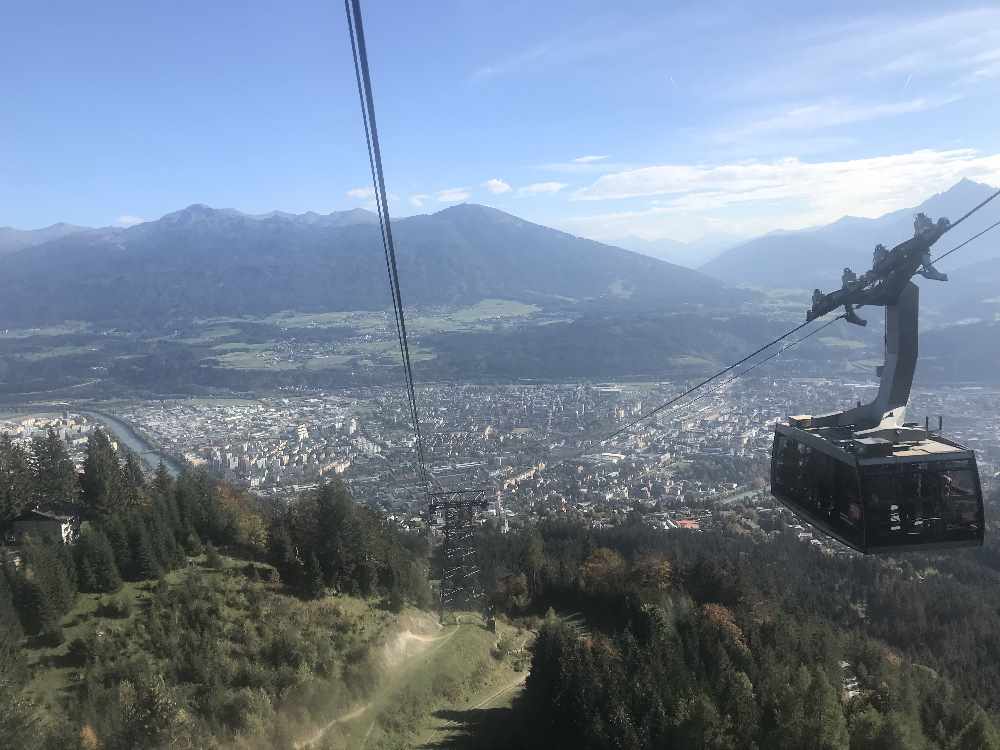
770 213 985 553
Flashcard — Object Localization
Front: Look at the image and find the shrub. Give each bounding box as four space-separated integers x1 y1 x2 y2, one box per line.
98 596 132 619
492 633 515 661
40 625 65 647
205 543 224 570
67 635 95 666
185 531 204 556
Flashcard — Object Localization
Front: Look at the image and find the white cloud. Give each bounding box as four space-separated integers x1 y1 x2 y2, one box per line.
410 194 430 208
436 187 471 203
116 215 148 227
519 181 568 195
482 178 512 194
540 159 632 175
346 187 375 200
565 148 1000 241
715 97 959 143
573 155 609 164
472 27 657 80
733 8 1000 98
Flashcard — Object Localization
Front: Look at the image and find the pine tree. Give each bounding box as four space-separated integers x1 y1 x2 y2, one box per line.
102 515 132 578
267 522 297 582
75 528 122 593
15 579 52 636
30 428 79 508
955 708 1000 750
152 462 173 499
121 450 146 506
302 552 324 600
77 556 97 593
80 429 123 513
0 434 35 524
0 570 25 681
126 514 161 581
803 666 849 749
29 542 75 617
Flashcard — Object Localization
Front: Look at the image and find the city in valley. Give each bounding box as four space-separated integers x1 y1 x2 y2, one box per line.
5 377 997 556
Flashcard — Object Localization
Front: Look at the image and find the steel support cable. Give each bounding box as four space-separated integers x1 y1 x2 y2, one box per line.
602 189 1000 446
626 313 848 432
931 217 1000 265
603 317 817 443
942 186 1000 235
345 0 428 484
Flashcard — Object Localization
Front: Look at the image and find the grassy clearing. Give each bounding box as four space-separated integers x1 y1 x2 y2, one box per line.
0 322 92 339
409 300 540 334
316 616 532 750
22 564 192 713
669 354 717 368
18 345 99 361
211 341 274 352
24 551 398 744
265 311 389 332
211 342 433 371
173 325 244 344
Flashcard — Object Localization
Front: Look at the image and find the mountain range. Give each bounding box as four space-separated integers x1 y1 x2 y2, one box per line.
0 222 90 256
610 234 740 268
700 179 1000 292
3 180 997 331
0 204 728 327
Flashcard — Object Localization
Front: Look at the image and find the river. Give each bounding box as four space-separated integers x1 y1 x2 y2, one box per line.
80 410 183 477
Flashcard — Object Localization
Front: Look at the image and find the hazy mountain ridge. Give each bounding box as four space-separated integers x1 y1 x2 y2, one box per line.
0 222 92 255
0 203 730 327
700 179 1000 291
613 234 741 268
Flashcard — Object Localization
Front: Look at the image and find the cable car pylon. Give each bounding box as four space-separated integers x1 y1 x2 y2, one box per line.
345 0 494 616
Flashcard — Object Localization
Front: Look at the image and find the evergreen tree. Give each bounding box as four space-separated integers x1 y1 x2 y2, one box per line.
11 575 53 636
152 462 173 499
80 429 123 513
75 528 122 593
122 449 146 506
8 542 75 636
267 521 297 582
204 542 224 570
954 708 1000 750
0 573 40 750
29 428 79 507
126 514 162 581
76 555 97 593
0 433 35 524
102 515 132 576
0 570 25 681
302 552 324 600
803 666 849 749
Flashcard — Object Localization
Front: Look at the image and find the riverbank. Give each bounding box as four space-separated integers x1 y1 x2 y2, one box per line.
0 405 182 477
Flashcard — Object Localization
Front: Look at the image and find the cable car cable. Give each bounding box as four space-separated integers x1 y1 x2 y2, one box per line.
942 186 1000 234
345 0 428 484
931 217 1000 265
602 190 1000 446
603 317 820 442
645 313 849 427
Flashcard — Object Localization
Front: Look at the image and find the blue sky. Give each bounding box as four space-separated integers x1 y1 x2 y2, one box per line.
3 0 1000 244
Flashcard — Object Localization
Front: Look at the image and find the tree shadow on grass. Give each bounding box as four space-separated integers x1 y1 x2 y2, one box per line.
419 707 528 750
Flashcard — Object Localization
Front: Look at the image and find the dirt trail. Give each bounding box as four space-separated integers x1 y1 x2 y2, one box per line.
296 616 459 750
470 671 528 710
419 669 530 748
295 703 371 749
